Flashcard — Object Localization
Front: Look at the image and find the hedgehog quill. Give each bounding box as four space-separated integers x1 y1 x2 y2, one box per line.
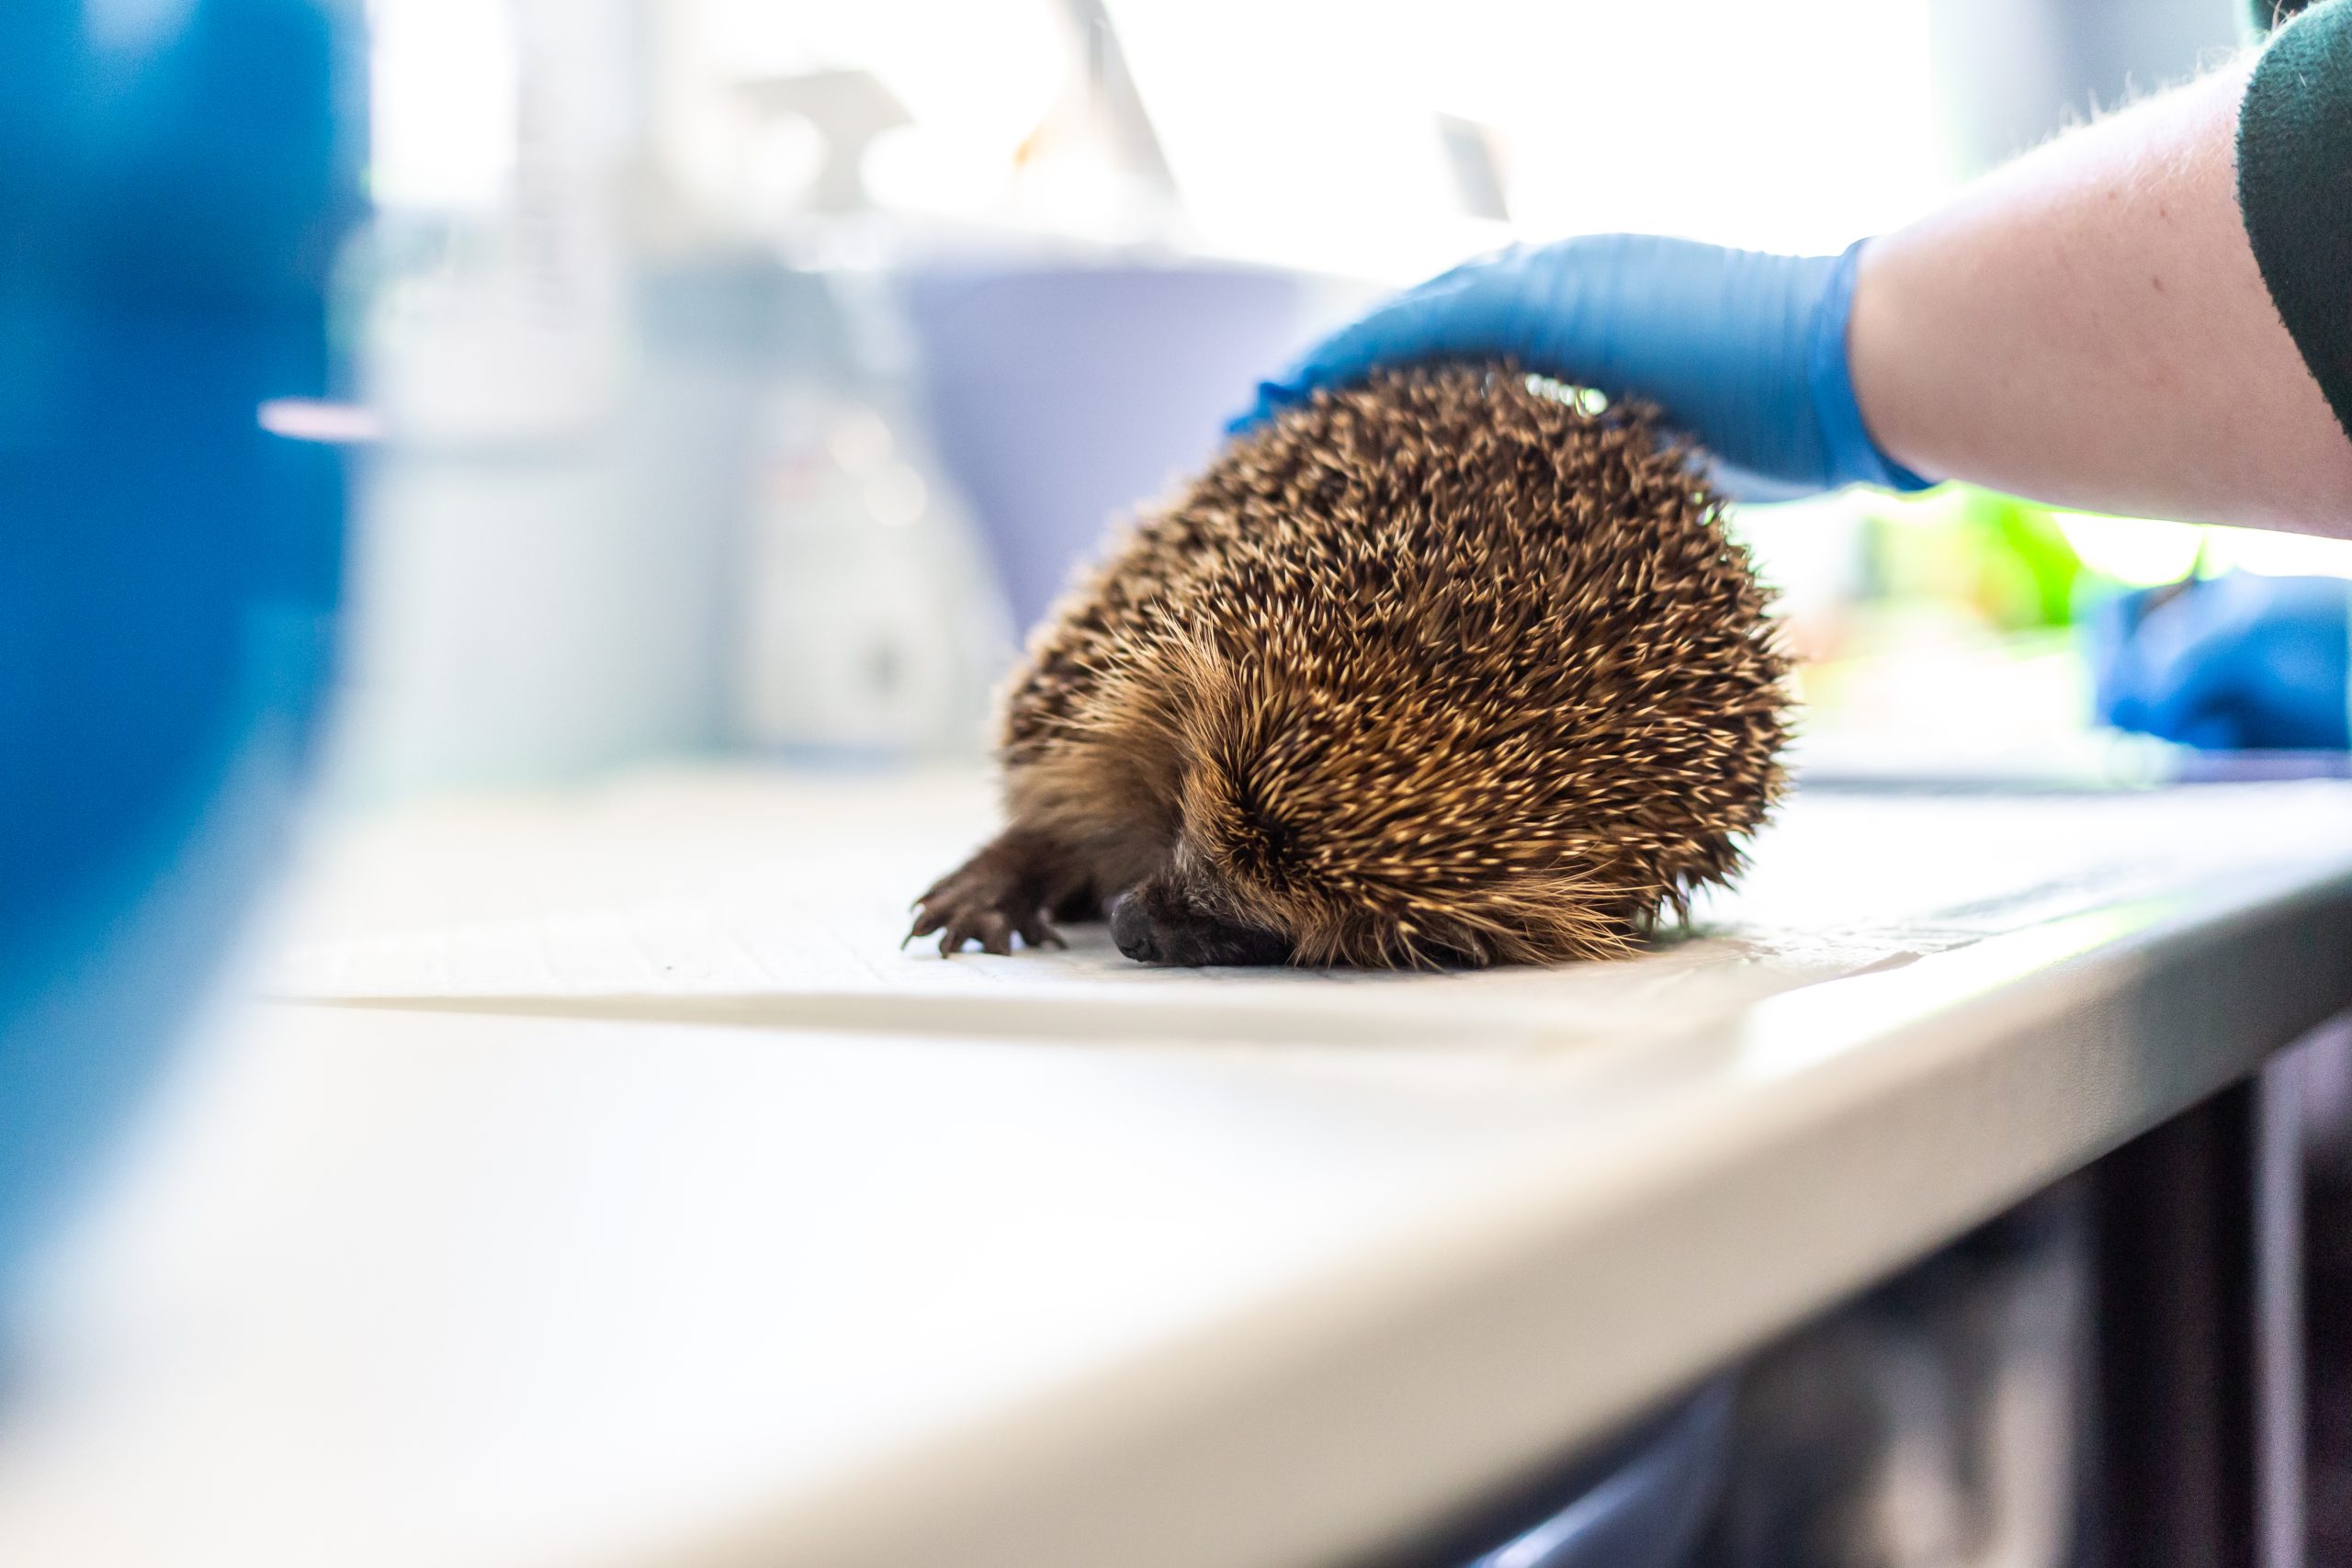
910 365 1790 968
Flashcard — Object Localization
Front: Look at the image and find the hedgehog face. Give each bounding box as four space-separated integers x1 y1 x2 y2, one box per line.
1108 874 1290 966
1095 738 1580 970
1148 687 1627 970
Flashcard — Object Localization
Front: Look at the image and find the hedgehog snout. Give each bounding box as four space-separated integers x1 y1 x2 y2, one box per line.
1110 876 1290 968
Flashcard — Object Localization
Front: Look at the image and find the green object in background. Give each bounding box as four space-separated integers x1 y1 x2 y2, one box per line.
1956 488 2086 629
1856 485 2098 633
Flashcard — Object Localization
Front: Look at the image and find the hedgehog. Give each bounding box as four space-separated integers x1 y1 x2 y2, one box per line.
909 363 1790 968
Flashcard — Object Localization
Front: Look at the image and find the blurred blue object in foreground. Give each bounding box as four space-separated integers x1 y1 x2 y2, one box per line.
0 2 361 1285
2091 573 2352 750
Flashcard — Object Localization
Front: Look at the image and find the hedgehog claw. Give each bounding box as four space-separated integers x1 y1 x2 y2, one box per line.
910 897 1030 957
1015 914 1066 951
910 829 1098 957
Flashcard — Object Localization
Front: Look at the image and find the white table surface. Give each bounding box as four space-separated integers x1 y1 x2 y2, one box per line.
4 764 2351 1568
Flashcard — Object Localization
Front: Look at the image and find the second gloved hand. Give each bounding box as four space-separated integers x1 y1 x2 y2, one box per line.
2092 573 2352 751
1239 234 1931 502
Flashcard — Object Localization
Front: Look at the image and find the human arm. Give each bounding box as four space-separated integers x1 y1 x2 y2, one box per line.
1849 50 2352 535
1246 7 2352 530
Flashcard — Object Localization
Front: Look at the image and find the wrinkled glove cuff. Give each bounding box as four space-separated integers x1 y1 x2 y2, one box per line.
1808 240 1934 493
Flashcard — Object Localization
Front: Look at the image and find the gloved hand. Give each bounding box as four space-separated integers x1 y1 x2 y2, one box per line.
2091 573 2352 750
1238 235 1933 502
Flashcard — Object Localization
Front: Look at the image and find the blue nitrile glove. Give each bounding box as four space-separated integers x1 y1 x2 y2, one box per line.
2091 573 2352 750
1238 235 1934 502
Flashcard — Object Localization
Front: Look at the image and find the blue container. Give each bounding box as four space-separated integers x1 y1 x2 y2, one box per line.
0 2 362 1282
898 263 1317 632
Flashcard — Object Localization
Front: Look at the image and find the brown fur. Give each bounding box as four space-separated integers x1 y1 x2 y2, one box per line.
910 364 1790 967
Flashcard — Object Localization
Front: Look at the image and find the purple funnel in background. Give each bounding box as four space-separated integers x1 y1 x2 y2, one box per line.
898 263 1324 633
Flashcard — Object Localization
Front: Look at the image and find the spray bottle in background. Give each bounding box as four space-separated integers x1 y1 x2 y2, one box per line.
727 69 1013 764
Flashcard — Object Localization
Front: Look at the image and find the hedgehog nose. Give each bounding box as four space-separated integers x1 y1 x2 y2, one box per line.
1110 894 1159 964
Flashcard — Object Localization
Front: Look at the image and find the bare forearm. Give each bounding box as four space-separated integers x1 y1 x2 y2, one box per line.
1849 60 2352 535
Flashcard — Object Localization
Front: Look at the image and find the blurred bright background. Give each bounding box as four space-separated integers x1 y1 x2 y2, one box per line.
330 0 2322 811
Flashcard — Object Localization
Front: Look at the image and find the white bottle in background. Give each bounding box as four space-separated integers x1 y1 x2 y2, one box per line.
732 270 1012 762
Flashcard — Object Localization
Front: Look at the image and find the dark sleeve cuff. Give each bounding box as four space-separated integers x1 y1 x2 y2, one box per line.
2236 0 2352 442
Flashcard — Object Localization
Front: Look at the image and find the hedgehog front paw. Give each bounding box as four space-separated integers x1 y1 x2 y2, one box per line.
907 831 1072 957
